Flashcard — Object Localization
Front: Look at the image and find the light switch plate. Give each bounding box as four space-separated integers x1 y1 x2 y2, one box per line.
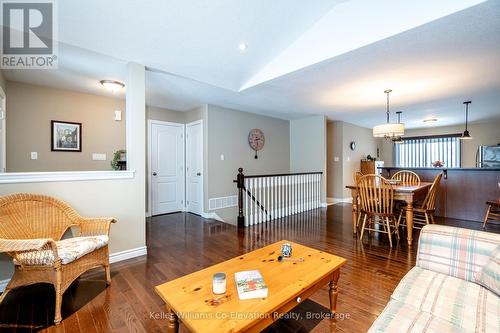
92 153 107 161
114 110 122 121
30 152 38 160
220 154 225 161
334 156 339 162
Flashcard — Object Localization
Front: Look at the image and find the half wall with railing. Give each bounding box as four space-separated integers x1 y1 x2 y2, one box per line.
234 168 323 227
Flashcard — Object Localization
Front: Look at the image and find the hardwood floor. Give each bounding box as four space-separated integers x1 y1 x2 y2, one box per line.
0 204 498 333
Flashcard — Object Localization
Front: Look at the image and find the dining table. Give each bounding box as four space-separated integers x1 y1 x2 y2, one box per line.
345 182 432 246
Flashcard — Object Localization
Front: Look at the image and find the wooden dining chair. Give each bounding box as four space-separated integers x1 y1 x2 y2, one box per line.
391 170 421 186
358 174 399 247
398 173 442 229
483 182 500 228
353 171 364 227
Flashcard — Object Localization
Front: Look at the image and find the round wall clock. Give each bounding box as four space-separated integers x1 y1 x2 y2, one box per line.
248 128 265 159
350 141 356 151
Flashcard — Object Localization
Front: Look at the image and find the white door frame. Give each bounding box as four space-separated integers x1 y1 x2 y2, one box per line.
0 86 6 173
147 120 186 216
185 119 204 215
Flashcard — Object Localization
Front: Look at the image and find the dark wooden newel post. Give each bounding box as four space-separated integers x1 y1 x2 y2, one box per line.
236 168 245 228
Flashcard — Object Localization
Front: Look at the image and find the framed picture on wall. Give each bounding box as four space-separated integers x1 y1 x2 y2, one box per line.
51 120 82 152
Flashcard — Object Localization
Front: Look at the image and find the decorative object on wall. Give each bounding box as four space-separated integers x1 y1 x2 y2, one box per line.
349 141 356 151
373 89 405 139
51 120 82 152
100 79 125 93
111 149 126 170
460 101 473 140
248 128 265 159
432 160 444 167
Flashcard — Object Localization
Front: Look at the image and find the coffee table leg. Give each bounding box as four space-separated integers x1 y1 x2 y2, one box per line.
329 269 341 313
167 308 179 333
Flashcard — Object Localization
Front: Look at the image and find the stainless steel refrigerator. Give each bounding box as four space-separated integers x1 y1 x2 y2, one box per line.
476 145 500 168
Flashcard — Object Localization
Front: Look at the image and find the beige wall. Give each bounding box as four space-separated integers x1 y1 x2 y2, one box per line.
206 105 290 224
327 121 343 198
0 63 147 282
290 115 327 202
147 106 186 124
327 121 378 199
146 105 203 125
379 121 500 168
6 81 126 172
0 70 6 92
341 122 377 197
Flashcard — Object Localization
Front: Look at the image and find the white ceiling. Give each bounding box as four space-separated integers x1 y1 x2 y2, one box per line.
3 0 500 129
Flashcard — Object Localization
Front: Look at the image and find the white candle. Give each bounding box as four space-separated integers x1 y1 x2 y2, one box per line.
213 272 226 294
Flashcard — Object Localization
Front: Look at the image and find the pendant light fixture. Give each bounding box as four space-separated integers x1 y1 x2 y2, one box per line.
373 89 405 138
392 111 404 144
460 101 472 140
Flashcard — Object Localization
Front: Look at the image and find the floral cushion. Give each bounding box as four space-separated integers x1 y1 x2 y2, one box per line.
474 245 500 296
391 267 499 332
14 236 108 266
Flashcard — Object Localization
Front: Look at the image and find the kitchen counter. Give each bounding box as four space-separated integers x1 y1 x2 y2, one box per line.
380 167 500 171
379 167 500 222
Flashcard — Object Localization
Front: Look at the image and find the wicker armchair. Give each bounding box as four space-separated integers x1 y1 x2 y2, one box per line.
0 193 116 325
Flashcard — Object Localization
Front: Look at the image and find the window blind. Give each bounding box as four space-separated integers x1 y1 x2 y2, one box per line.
394 134 462 168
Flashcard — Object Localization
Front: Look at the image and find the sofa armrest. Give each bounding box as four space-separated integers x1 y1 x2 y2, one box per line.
78 217 116 236
416 225 500 282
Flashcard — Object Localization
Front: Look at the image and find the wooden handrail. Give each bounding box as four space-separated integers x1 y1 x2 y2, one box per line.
244 171 323 179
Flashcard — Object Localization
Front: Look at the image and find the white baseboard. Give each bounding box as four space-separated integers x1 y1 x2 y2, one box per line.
201 212 225 222
109 246 147 264
327 197 353 204
0 279 9 292
0 246 148 293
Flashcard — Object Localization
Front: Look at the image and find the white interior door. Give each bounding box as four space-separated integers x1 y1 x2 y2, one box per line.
186 120 203 215
0 89 6 173
151 121 185 215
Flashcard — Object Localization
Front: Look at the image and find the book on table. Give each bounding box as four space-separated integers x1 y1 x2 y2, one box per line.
235 270 268 300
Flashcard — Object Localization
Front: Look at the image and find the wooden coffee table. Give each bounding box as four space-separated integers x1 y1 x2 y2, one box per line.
155 240 347 333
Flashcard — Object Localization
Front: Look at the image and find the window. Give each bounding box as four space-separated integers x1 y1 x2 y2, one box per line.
394 134 462 168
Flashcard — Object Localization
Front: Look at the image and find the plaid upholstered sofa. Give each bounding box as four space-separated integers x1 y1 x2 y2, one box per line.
368 225 499 333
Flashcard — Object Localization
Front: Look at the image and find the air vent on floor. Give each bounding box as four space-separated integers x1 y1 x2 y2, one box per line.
208 195 238 211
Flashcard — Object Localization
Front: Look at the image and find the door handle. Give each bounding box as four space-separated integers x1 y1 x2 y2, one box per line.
152 172 157 176
196 172 201 176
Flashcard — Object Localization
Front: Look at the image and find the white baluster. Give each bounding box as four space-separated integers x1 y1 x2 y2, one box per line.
244 178 248 226
249 178 254 226
278 176 281 219
285 176 289 217
267 177 271 221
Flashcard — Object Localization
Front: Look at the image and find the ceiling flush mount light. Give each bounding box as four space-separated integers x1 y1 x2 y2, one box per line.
460 101 473 140
100 80 125 93
423 118 438 123
373 89 405 139
238 43 248 51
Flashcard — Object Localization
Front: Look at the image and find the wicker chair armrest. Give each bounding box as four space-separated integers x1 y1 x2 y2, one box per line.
0 238 60 266
78 217 116 236
0 238 56 253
